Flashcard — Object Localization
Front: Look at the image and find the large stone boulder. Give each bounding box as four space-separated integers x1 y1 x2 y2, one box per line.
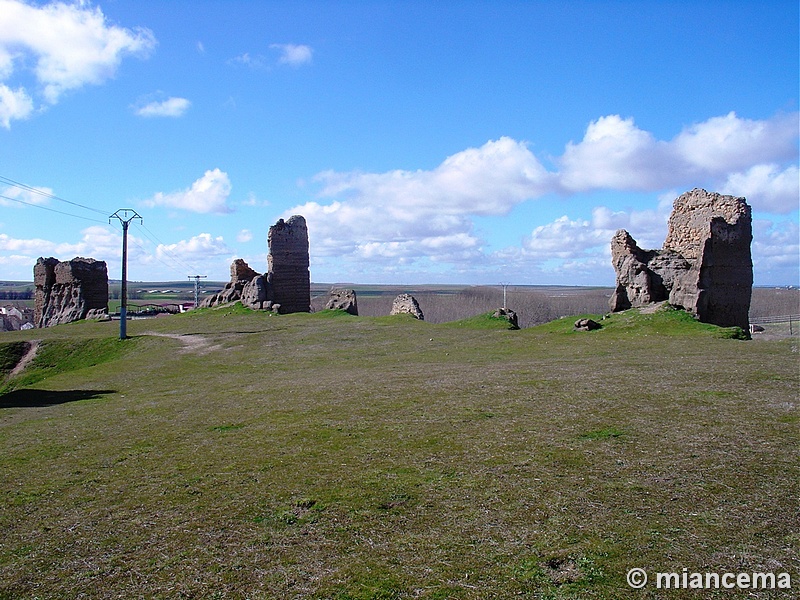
240 275 269 310
325 289 358 315
492 307 519 329
609 189 752 330
34 256 109 328
268 215 310 314
390 294 424 320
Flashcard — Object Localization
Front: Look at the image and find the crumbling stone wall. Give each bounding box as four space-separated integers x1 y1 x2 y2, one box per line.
201 215 311 314
34 256 109 328
609 188 752 330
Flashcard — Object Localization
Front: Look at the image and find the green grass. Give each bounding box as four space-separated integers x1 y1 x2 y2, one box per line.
0 306 797 598
0 341 29 377
442 310 520 330
0 337 135 394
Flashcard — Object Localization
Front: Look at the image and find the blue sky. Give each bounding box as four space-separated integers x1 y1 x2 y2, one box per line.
0 0 797 286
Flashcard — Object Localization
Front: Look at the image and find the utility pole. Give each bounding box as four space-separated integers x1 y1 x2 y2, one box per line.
188 275 207 309
500 282 509 309
109 209 142 340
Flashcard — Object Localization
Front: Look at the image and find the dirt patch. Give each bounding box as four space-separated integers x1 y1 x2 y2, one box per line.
9 340 40 377
142 332 221 355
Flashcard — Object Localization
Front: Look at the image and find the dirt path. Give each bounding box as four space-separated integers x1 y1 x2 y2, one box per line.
141 332 221 355
9 340 40 377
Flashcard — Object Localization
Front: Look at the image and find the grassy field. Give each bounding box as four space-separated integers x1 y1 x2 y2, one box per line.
0 304 797 598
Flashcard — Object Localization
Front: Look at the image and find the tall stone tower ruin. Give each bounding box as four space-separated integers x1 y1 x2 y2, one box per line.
609 188 752 330
268 215 311 314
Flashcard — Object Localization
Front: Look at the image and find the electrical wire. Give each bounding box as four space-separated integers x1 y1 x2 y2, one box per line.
0 174 110 216
2 173 211 281
133 222 202 276
0 193 109 224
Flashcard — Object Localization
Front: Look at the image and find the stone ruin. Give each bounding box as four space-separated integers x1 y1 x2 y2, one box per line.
201 215 310 314
34 256 109 328
390 293 424 320
268 216 311 314
325 289 358 315
609 188 752 330
493 307 519 329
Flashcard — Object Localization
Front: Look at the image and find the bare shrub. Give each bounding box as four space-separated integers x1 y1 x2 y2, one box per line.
749 287 800 318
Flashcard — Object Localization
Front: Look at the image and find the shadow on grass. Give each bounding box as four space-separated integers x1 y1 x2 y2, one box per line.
0 389 117 408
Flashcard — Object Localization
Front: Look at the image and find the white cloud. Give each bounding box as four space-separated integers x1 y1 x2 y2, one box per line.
237 229 253 243
144 169 232 214
135 96 190 118
0 0 155 125
721 164 800 214
0 225 134 275
230 52 268 69
0 83 33 128
558 111 799 193
673 112 798 176
270 43 313 67
559 115 672 191
288 111 797 281
287 137 554 265
751 219 800 284
0 183 54 207
155 233 231 265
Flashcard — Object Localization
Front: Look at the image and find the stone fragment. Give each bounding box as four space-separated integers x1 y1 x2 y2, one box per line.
34 257 109 328
325 289 358 315
574 318 601 331
609 189 752 330
390 294 424 320
199 258 260 308
241 275 268 310
492 307 519 329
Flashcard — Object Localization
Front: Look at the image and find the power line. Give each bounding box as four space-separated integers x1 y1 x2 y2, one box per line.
0 174 109 216
0 193 109 224
133 222 202 276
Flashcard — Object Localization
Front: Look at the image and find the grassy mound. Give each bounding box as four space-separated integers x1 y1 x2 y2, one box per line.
442 310 520 330
533 304 749 339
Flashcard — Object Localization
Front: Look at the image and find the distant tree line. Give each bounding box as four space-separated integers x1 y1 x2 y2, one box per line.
0 290 33 300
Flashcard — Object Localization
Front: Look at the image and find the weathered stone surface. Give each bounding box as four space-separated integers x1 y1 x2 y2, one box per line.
492 307 519 329
574 318 601 331
268 216 310 314
231 258 259 282
34 257 109 328
325 289 358 315
609 188 752 330
85 308 111 321
200 258 261 308
390 294 424 320
241 275 269 310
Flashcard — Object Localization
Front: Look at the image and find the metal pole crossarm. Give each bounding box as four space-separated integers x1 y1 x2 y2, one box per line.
108 208 143 225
